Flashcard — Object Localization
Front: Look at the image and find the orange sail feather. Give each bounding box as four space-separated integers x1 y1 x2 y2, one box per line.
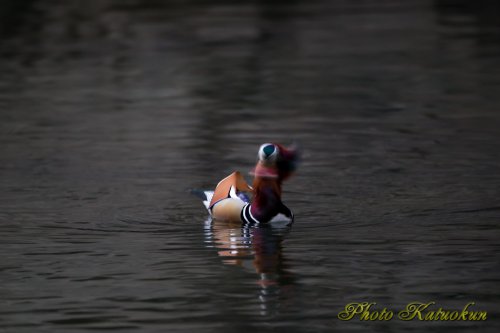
208 171 253 209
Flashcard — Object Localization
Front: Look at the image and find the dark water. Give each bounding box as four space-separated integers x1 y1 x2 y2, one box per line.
1 0 500 332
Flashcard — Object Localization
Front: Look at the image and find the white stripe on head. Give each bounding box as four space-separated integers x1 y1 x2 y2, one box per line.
258 143 279 165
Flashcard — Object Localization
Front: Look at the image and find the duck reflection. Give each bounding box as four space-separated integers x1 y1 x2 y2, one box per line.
204 218 295 315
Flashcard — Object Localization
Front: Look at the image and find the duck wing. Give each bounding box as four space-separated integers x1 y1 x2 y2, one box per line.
209 171 253 209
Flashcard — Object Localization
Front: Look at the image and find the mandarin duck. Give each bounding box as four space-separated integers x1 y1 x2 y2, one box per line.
195 143 299 224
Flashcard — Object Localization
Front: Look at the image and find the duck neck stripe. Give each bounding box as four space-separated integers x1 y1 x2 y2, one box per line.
241 204 260 224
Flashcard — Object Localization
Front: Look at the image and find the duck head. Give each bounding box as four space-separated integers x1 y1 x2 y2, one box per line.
252 143 299 182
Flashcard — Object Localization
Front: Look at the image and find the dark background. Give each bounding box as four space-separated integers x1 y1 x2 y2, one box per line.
1 0 499 332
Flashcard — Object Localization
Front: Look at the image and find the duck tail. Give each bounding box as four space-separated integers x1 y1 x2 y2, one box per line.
190 189 214 210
